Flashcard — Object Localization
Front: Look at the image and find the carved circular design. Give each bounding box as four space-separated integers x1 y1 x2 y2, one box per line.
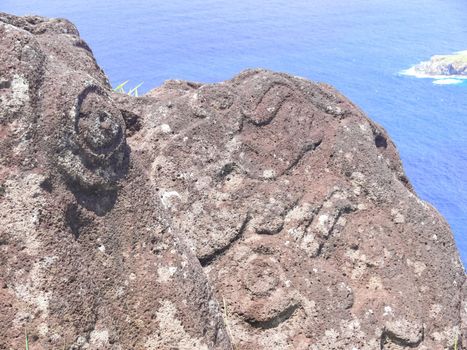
74 85 125 161
222 252 300 327
58 84 128 190
243 258 280 297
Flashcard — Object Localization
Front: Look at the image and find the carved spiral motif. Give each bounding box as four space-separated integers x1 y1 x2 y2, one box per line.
59 84 127 191
220 252 300 327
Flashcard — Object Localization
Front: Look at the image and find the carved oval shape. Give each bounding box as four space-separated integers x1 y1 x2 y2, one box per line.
74 86 125 160
243 258 280 297
58 84 128 191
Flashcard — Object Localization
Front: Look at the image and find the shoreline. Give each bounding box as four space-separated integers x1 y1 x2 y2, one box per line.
401 50 467 82
400 66 467 80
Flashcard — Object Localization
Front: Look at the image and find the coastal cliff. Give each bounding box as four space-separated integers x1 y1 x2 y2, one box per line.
0 13 465 350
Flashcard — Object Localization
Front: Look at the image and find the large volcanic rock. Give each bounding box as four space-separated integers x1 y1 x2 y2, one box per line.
1 13 465 350
118 71 467 349
0 13 230 350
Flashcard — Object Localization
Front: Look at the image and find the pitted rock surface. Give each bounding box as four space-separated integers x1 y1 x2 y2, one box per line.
0 13 230 350
120 71 466 349
0 12 465 350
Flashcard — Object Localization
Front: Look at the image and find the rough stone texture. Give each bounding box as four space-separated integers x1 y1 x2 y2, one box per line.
1 12 465 350
0 13 230 350
119 71 466 349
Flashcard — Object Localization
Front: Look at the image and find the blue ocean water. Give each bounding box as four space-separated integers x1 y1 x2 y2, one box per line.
2 0 466 266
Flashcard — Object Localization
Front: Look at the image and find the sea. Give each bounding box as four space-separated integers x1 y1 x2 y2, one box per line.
2 0 466 267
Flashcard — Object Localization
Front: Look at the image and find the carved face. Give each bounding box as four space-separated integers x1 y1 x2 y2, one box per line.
77 94 123 157
57 84 128 192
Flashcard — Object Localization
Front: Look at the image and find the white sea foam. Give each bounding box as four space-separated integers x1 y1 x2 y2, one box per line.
433 78 463 85
400 66 467 86
400 67 467 80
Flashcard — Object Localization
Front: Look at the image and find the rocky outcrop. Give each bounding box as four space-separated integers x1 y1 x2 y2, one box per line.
405 50 467 77
0 13 230 350
119 72 466 349
1 13 465 350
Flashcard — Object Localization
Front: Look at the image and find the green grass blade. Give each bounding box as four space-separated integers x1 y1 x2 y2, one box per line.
25 330 29 350
128 82 143 97
113 80 129 93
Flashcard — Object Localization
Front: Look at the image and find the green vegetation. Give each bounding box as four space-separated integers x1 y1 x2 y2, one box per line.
113 81 144 97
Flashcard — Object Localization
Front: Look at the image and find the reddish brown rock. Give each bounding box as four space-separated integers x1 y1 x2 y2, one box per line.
1 12 465 350
119 71 466 349
0 13 230 350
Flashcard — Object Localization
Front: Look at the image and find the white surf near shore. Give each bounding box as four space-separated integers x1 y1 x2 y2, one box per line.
432 78 464 85
400 66 467 85
401 50 467 85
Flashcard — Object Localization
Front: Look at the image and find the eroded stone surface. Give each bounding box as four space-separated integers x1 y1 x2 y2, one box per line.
120 67 466 349
0 13 230 350
0 12 465 350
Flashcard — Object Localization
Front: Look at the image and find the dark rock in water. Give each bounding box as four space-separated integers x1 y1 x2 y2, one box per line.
0 12 465 350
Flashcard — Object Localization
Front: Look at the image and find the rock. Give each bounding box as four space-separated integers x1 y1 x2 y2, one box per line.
0 13 230 350
121 69 466 348
1 12 465 350
405 50 467 77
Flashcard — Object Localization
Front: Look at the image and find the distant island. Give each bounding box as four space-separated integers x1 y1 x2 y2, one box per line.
403 50 467 79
